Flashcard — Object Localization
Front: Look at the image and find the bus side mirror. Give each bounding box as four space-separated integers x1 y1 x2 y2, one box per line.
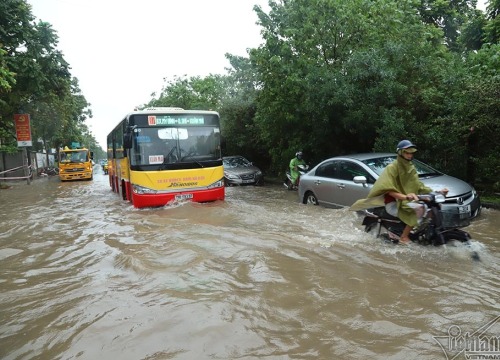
123 132 132 149
90 151 94 160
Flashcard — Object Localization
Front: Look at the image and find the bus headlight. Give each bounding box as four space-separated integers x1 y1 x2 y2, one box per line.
132 184 157 194
207 179 224 189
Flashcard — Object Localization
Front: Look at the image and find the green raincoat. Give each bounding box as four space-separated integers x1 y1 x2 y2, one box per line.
350 155 433 227
290 157 306 184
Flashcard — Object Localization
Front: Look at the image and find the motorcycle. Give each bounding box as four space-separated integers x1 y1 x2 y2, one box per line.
361 193 474 247
102 162 108 175
284 164 309 190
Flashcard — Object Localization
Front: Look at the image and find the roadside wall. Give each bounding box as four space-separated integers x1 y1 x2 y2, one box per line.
0 151 25 178
1 150 54 179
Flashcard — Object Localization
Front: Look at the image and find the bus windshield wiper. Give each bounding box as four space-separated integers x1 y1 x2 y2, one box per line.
181 152 204 168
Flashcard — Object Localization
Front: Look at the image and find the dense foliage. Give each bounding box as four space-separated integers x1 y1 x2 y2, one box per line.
2 0 498 192
146 0 499 193
0 0 101 160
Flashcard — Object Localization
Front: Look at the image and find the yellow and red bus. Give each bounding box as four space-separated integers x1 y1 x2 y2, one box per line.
107 107 225 208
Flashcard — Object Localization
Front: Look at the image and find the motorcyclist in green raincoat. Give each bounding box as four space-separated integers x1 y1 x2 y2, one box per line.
351 140 448 244
290 151 306 188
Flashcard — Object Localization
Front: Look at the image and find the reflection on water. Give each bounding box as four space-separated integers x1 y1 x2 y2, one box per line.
1 170 499 360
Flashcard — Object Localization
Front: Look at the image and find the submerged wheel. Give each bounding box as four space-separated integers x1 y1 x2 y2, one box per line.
443 229 471 244
304 191 318 205
121 180 127 200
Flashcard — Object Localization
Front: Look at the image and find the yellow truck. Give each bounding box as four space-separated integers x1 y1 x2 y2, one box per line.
58 146 93 181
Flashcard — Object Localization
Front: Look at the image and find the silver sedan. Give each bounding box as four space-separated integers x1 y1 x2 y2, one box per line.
298 153 481 227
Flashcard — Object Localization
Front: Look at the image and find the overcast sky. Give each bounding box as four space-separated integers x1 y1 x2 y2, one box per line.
28 0 270 150
28 0 488 151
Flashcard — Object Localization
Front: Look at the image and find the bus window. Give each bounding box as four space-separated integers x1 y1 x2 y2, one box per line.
158 128 188 140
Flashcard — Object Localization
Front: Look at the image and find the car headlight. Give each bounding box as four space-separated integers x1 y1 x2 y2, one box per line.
256 171 262 176
224 173 239 179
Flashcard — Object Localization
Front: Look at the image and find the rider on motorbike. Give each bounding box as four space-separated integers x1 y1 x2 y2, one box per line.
351 140 448 244
289 151 306 189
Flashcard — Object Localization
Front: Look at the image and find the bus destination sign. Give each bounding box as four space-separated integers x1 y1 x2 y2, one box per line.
148 116 204 126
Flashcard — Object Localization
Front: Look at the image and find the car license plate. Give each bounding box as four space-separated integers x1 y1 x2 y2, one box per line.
175 193 193 201
242 179 254 184
458 205 471 214
458 205 471 219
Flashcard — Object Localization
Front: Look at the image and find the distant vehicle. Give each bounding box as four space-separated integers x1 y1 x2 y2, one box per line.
102 160 108 175
223 156 264 186
58 146 93 181
298 153 481 228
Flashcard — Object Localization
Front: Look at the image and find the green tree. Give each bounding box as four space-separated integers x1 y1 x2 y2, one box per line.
458 9 487 50
25 77 92 164
248 0 452 172
219 54 268 166
0 47 16 94
147 75 226 110
417 0 479 51
0 0 96 157
483 0 500 44
448 45 499 188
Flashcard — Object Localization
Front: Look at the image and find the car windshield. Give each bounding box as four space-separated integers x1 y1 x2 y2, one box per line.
362 156 442 177
223 157 251 168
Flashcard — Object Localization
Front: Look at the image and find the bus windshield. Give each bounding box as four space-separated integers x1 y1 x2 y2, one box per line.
130 126 221 166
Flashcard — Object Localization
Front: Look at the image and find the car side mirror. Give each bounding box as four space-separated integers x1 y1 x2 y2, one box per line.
353 176 368 187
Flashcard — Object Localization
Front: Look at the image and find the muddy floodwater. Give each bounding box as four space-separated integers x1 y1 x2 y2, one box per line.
1 168 499 360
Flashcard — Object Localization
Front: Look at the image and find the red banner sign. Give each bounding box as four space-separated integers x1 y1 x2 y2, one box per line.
14 114 32 147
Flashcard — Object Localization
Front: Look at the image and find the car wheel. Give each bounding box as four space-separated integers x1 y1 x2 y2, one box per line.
304 192 318 205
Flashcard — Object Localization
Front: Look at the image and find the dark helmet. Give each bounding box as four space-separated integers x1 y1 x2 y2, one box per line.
295 151 303 159
396 140 417 153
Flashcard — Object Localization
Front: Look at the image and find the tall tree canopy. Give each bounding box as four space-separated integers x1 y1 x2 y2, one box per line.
143 0 499 191
248 0 453 169
0 0 97 156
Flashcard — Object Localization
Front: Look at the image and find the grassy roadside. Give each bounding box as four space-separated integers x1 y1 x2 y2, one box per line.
480 194 500 210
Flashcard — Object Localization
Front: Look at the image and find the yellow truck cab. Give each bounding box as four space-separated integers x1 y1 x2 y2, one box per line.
58 146 94 181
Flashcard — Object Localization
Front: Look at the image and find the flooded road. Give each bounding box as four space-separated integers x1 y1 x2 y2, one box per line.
1 169 499 360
